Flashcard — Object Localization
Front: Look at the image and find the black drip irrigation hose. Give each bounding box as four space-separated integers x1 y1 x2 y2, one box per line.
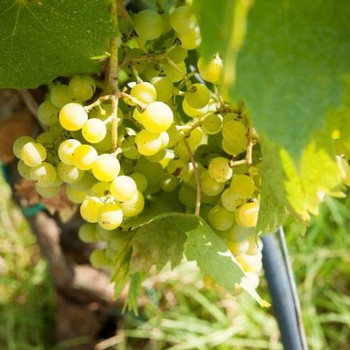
262 228 308 350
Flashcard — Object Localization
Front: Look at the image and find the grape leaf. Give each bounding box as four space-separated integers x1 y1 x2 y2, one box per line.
0 0 115 89
231 0 350 160
129 213 197 274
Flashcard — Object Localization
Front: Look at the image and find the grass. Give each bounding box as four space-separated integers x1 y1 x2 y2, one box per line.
0 167 55 350
1 164 350 349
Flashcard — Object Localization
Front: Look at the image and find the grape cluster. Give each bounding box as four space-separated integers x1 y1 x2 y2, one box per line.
13 4 263 289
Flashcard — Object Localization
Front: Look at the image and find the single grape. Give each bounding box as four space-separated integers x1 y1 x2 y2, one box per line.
160 173 178 192
50 84 73 108
197 55 224 84
68 75 96 102
90 249 111 268
97 203 124 230
35 184 61 198
130 172 148 193
20 141 46 167
135 129 163 156
30 162 57 187
236 253 263 273
110 175 138 202
82 118 107 144
150 76 173 102
92 154 120 182
221 188 245 212
222 138 247 156
200 170 225 196
170 6 197 34
80 196 104 223
58 139 81 165
13 136 34 159
179 184 197 207
133 9 164 41
182 98 208 118
230 174 255 198
56 162 84 183
208 157 233 183
226 240 249 256
141 101 174 133
130 82 157 105
78 223 98 243
121 136 140 159
65 184 88 204
73 144 98 170
184 83 210 109
208 205 234 231
202 114 223 135
120 191 145 217
71 171 97 191
236 202 259 228
222 120 247 142
162 39 188 63
17 160 32 179
37 100 60 126
177 26 201 50
59 103 88 131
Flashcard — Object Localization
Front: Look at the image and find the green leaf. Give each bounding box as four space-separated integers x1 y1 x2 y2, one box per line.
184 218 268 306
0 0 115 89
231 0 350 160
123 272 142 316
129 213 196 274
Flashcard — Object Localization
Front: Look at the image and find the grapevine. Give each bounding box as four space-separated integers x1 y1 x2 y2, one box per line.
11 0 350 307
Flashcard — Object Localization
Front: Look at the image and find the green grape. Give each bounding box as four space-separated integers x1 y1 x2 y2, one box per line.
221 188 245 212
236 253 262 273
130 172 148 192
182 98 208 118
178 184 196 207
59 103 88 131
161 13 172 34
68 75 96 102
159 149 175 168
197 55 224 84
80 196 104 223
144 61 167 81
73 144 98 170
121 136 140 159
146 149 166 163
133 9 164 41
141 101 174 133
187 127 207 151
110 175 138 202
150 76 173 102
160 173 178 192
50 84 73 108
208 205 234 231
222 138 247 156
17 160 32 180
226 240 249 256
230 174 255 198
35 184 61 198
208 156 233 182
246 235 263 255
235 201 259 228
170 6 197 34
130 82 157 105
78 223 98 243
20 141 46 167
224 224 253 242
56 162 84 183
202 114 223 135
134 157 164 185
120 191 145 217
135 129 163 156
167 158 189 178
222 112 240 124
96 226 113 241
163 39 188 63
200 170 225 196
90 249 111 268
177 26 201 50
94 129 113 153
65 184 88 204
30 162 57 187
37 100 60 126
97 203 123 230
222 120 247 142
90 181 111 198
92 154 120 182
82 118 107 143
71 171 97 191
184 83 210 109
167 124 181 148
160 131 170 149
13 136 34 159
163 61 187 82
58 139 81 165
